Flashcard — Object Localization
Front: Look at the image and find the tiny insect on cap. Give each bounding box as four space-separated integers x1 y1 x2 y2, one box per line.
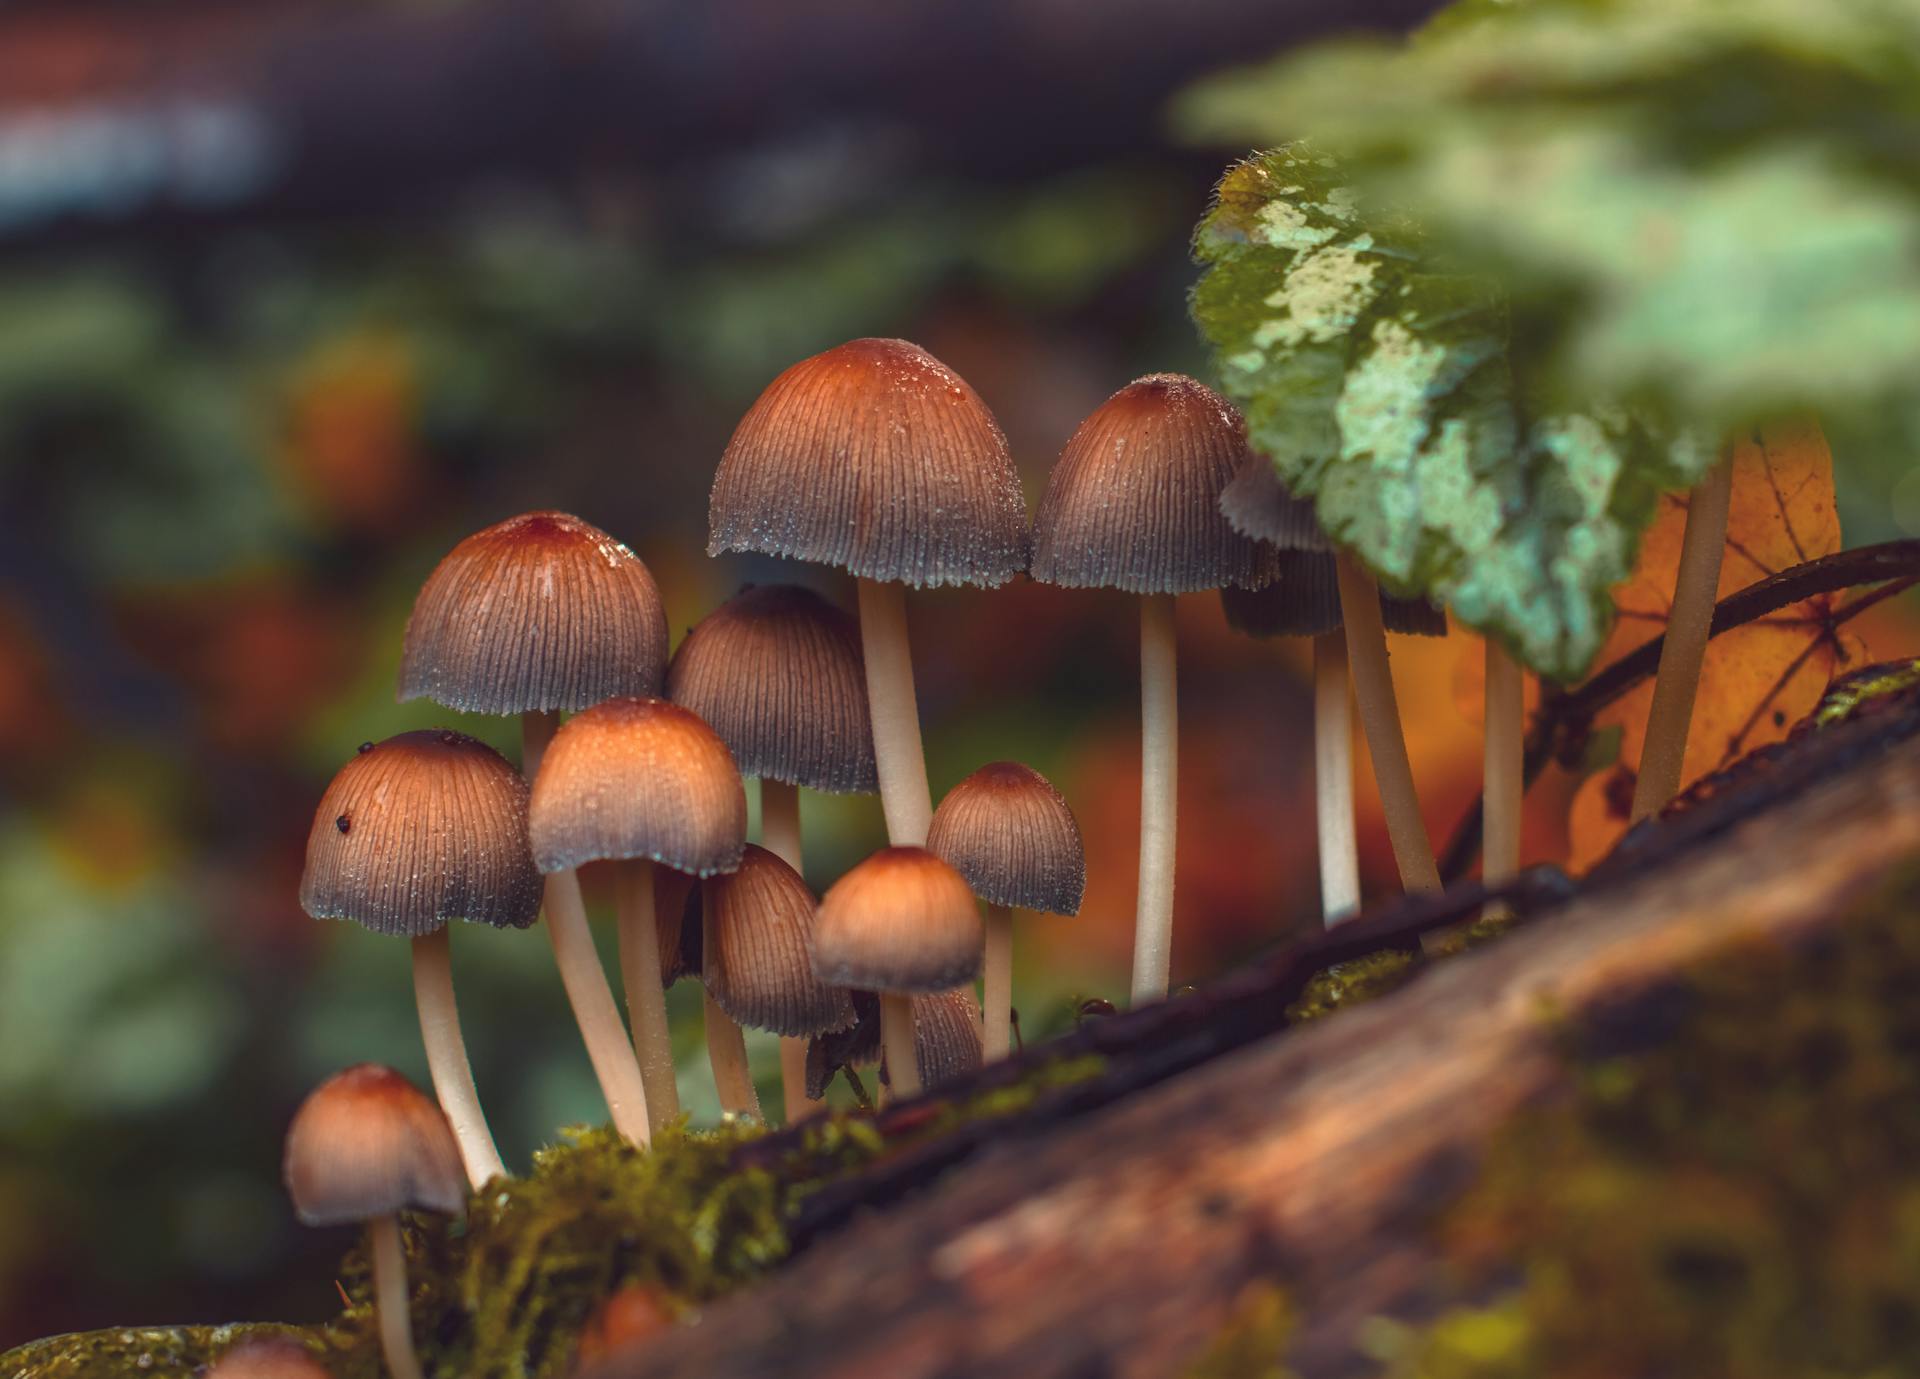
283 1064 467 1227
204 1338 335 1379
708 338 1029 589
666 584 878 795
528 697 747 876
812 847 983 993
300 730 542 938
1218 452 1330 552
926 761 1085 915
399 510 669 714
909 988 985 1090
1030 374 1282 595
704 845 857 1037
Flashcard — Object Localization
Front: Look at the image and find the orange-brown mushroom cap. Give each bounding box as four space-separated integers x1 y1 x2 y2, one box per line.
528 697 746 876
300 730 542 938
703 845 857 1037
811 846 982 993
708 339 1028 589
666 584 877 794
283 1064 467 1227
205 1339 334 1379
1029 374 1281 594
926 762 1085 915
399 511 669 714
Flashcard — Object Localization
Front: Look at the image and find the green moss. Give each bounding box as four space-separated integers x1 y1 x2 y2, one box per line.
1183 1284 1297 1379
1808 657 1920 731
0 1324 316 1378
1286 950 1419 1023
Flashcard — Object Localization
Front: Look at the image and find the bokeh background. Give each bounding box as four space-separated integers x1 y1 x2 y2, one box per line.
5 0 1918 1351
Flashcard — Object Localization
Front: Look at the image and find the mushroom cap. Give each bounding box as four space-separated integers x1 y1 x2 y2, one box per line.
708 338 1029 589
1218 452 1330 552
205 1339 334 1379
300 730 542 938
666 584 877 794
399 510 669 715
1219 552 1341 639
656 864 700 986
703 845 857 1037
926 762 1084 915
528 698 747 876
1029 374 1280 594
811 846 983 993
905 989 984 1090
1382 594 1449 638
283 1064 466 1226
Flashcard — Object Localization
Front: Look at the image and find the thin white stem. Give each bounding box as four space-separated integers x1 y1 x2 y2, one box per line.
615 860 679 1130
542 869 652 1146
779 1037 818 1124
1132 593 1179 1004
369 1215 424 1379
1632 457 1735 823
857 578 933 846
702 888 762 1119
1312 631 1361 926
410 928 506 1189
760 778 803 872
880 992 921 1100
1334 553 1440 895
982 903 1013 1060
1483 640 1525 894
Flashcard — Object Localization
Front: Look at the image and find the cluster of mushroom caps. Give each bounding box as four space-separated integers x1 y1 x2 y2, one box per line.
273 337 1405 1379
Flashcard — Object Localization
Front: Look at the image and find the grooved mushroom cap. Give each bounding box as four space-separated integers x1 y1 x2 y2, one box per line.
811 846 983 993
703 845 857 1037
656 865 700 987
528 697 746 876
283 1064 466 1226
399 511 669 714
1220 553 1341 639
708 338 1029 589
907 989 984 1090
1029 374 1281 594
926 762 1085 915
666 584 877 794
205 1339 334 1379
1218 452 1329 552
300 730 542 938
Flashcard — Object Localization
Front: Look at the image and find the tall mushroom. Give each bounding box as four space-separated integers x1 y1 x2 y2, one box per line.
300 731 540 1188
1029 374 1278 1003
667 582 876 1118
528 697 746 1137
812 846 982 1099
399 510 666 1146
283 1065 466 1379
703 845 857 1120
707 339 1027 849
926 761 1084 1059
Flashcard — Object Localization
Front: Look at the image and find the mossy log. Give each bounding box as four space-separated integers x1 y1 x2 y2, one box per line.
595 718 1920 1379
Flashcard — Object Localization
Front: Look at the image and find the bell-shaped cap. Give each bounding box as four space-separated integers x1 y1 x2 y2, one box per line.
205 1339 334 1379
1218 452 1330 552
908 989 984 1090
1030 374 1279 594
926 762 1084 915
703 845 857 1037
812 846 982 993
528 698 746 876
300 730 541 938
656 864 699 987
708 338 1028 589
1220 551 1446 639
399 511 669 714
666 584 877 794
283 1064 466 1227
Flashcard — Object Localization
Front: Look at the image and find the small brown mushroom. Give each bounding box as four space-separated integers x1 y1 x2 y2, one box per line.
204 1338 332 1379
574 1286 674 1371
284 1065 465 1379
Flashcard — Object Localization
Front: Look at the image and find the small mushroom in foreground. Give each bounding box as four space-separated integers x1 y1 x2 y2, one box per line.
926 762 1085 1060
204 1338 332 1379
530 697 747 1134
812 847 982 1099
301 730 541 1188
704 846 857 1119
284 1065 465 1379
574 1285 674 1372
904 988 985 1090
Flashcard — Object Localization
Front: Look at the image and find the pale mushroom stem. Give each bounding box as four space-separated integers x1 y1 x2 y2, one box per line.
615 860 680 1129
542 869 653 1146
1312 630 1361 925
1131 593 1179 1003
983 903 1014 1060
758 778 821 1123
522 711 652 1146
369 1214 425 1379
1631 457 1735 823
1333 552 1441 895
702 889 763 1118
857 578 933 846
880 992 921 1100
1483 640 1525 914
410 928 507 1188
